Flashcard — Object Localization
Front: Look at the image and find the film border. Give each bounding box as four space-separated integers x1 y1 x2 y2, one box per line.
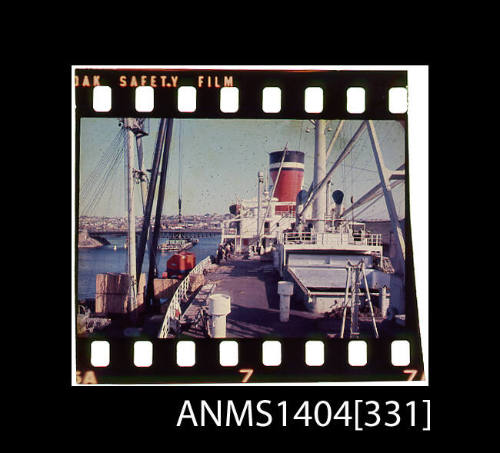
73 67 424 385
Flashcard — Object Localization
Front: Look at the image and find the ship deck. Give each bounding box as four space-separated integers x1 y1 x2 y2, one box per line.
180 254 389 339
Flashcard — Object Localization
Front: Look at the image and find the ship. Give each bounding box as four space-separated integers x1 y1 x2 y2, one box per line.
158 238 198 252
78 118 407 341
167 120 407 340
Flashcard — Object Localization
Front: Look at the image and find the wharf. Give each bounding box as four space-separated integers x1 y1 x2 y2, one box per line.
180 255 387 339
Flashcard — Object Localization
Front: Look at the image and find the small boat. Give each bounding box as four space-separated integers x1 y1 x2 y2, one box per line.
158 238 197 252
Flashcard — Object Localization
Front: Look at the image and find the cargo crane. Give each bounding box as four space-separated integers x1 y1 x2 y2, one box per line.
120 118 175 315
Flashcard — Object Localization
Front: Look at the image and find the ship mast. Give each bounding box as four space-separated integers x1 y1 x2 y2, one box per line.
178 119 183 224
135 118 171 310
257 171 264 244
124 118 138 317
312 119 327 232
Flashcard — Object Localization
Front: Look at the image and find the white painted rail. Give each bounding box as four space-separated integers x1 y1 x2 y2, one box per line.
282 231 382 247
158 256 213 338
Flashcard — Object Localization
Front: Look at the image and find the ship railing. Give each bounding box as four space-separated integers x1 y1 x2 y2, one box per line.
158 256 213 338
282 232 315 244
365 234 383 246
282 231 382 247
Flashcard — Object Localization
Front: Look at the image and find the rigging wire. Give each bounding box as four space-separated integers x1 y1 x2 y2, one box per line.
102 168 118 215
81 128 123 191
178 120 182 222
330 122 403 221
80 132 119 212
350 137 354 227
298 120 304 150
79 128 125 209
360 123 404 220
81 150 119 215
80 127 127 216
83 143 124 216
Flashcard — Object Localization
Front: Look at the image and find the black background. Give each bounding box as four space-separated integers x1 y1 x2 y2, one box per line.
45 55 445 441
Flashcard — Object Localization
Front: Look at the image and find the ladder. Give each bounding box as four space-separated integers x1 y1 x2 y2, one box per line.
340 260 379 339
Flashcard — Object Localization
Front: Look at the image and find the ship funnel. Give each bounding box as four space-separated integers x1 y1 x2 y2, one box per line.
332 190 344 218
269 150 305 213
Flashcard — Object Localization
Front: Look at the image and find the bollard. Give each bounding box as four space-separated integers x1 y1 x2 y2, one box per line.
277 281 294 322
207 294 231 338
272 249 279 269
380 285 390 318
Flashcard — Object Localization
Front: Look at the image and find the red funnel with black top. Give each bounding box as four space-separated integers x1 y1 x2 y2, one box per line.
269 150 305 213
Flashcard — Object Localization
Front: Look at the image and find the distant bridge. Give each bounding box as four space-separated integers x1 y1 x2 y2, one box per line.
88 228 221 239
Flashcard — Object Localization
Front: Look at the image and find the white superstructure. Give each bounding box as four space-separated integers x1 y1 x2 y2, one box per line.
274 218 395 314
221 120 406 320
221 195 296 255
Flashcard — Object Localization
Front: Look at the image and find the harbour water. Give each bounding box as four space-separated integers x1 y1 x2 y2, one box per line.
77 235 221 300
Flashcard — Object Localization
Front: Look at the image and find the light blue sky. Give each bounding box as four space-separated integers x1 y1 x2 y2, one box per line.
78 118 405 220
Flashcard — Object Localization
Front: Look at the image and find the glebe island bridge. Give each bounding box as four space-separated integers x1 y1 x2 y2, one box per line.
87 227 222 240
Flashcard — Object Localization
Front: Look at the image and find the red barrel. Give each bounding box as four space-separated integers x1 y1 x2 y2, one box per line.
269 150 304 213
166 251 196 279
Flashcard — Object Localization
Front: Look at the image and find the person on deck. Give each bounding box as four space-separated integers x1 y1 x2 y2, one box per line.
216 245 223 264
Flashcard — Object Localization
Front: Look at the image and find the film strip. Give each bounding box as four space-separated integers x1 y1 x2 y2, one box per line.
73 66 427 385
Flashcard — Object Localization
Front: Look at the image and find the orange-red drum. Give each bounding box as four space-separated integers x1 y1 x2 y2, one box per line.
166 251 196 279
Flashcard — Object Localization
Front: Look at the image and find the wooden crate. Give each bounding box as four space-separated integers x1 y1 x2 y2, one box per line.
96 273 129 295
95 273 146 314
153 278 180 299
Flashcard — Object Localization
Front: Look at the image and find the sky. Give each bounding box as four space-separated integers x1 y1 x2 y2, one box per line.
78 118 405 220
